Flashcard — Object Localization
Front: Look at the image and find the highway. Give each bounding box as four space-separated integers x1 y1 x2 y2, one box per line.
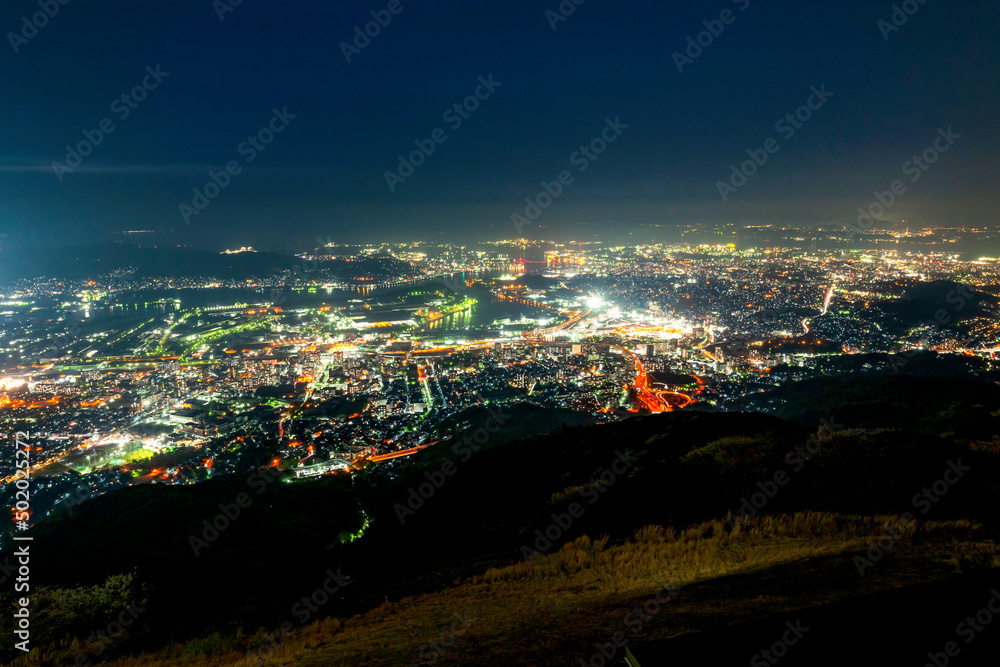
613 346 695 413
365 442 435 463
522 309 592 339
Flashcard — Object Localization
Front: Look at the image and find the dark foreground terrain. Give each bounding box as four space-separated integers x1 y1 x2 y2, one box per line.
3 401 999 665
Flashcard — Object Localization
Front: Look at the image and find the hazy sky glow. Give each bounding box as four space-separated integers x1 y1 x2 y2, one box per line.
1 0 997 251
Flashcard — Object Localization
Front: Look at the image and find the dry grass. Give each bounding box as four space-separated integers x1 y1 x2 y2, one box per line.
32 512 996 667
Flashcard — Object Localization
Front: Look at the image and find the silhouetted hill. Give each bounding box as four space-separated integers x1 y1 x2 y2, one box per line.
872 280 998 331
3 409 999 664
741 370 1000 437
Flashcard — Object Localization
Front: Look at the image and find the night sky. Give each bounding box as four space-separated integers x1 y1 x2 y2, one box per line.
1 0 997 252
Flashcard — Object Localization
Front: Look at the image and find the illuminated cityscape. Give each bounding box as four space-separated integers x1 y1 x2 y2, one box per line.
3 0 999 664
3 230 999 522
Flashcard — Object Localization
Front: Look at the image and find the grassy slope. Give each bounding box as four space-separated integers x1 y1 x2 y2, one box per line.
7 409 1000 665
102 513 999 666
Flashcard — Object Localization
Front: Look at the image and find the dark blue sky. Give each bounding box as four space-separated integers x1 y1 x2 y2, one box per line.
1 0 997 251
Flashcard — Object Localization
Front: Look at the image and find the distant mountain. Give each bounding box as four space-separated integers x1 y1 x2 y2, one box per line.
0 244 300 282
873 280 998 330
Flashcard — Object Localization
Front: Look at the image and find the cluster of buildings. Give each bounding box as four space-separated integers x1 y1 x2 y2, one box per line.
3 234 1000 538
